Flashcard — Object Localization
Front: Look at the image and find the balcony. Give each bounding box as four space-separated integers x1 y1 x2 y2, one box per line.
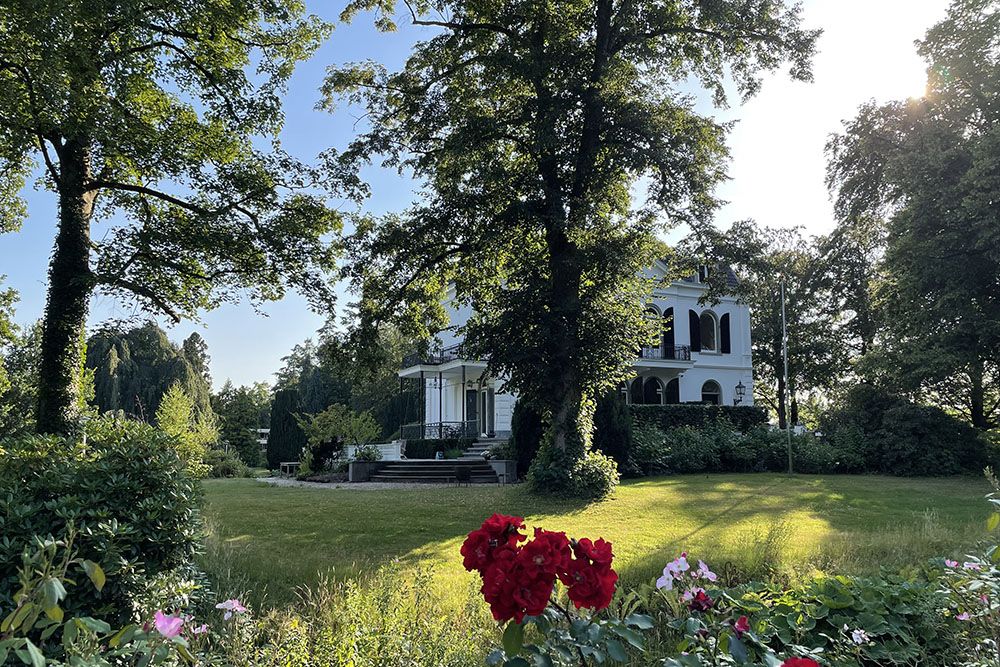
401 343 466 368
639 345 692 361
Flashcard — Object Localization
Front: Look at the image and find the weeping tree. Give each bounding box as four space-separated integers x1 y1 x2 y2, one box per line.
0 0 343 435
329 0 818 494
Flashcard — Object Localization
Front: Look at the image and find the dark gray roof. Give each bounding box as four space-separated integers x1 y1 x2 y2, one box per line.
677 263 740 288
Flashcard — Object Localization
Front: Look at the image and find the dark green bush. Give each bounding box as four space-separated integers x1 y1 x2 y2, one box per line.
404 438 475 459
0 416 202 624
822 384 987 476
205 448 252 478
630 404 768 432
510 400 544 477
593 390 632 469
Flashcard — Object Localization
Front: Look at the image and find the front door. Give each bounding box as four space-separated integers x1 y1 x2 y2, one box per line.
479 388 495 437
466 389 478 437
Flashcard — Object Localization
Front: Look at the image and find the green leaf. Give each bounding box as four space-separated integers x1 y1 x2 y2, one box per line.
44 604 63 623
81 561 106 592
503 621 524 657
22 639 44 667
728 635 749 663
611 625 645 649
505 659 530 667
605 638 628 662
42 577 67 610
623 613 654 629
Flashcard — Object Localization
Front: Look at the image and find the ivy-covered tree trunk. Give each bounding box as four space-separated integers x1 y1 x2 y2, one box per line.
969 359 987 430
36 138 95 435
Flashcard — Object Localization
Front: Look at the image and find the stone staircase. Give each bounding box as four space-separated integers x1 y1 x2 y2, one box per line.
369 460 499 484
458 438 507 461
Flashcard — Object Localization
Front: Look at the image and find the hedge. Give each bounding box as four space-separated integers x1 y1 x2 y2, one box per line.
630 404 768 432
404 437 475 459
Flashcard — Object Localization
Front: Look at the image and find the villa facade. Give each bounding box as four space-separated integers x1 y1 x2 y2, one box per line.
398 262 754 440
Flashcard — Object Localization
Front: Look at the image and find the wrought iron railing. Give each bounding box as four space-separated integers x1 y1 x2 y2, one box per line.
639 345 692 361
401 343 466 368
400 420 480 440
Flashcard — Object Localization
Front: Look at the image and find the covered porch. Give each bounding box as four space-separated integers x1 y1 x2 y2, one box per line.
397 359 502 440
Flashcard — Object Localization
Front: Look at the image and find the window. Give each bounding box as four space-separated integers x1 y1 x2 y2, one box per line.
701 380 722 405
698 265 711 282
642 377 663 405
700 312 717 352
665 378 680 404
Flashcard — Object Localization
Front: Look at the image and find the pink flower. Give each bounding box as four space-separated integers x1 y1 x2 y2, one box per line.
945 559 958 568
980 594 990 605
216 598 248 620
733 615 750 637
191 624 209 635
656 554 691 590
963 562 982 571
153 611 183 638
681 587 705 602
957 612 971 621
696 560 718 582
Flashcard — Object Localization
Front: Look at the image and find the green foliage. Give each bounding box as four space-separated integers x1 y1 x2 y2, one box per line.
826 0 1000 430
564 450 621 501
510 401 545 477
631 405 768 433
205 449 252 479
822 384 987 476
352 444 383 462
0 417 202 625
267 389 307 469
0 320 40 436
594 390 633 470
405 438 475 460
155 382 216 478
211 380 271 466
334 0 818 493
87 323 214 420
298 403 381 449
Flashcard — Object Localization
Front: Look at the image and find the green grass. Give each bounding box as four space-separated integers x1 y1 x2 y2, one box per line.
201 474 991 606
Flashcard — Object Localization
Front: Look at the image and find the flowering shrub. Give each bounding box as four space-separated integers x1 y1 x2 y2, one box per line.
465 514 652 666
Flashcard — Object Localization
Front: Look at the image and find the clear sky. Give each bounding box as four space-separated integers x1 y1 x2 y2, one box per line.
0 0 950 390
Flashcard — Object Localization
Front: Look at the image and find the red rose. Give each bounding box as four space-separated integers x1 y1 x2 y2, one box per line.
573 537 613 566
562 558 618 610
461 514 526 574
519 528 572 577
481 555 554 623
781 659 820 667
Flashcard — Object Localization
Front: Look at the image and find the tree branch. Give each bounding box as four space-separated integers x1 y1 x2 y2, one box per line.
94 274 182 323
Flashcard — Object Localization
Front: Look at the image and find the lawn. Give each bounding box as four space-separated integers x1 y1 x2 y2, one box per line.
201 474 990 606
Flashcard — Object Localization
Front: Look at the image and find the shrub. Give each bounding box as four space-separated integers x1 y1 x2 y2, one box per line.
353 444 382 462
822 384 987 476
0 416 202 624
661 425 721 473
510 400 545 477
404 437 475 459
593 390 632 469
205 448 251 478
565 450 621 500
267 388 307 469
631 404 768 432
626 424 671 476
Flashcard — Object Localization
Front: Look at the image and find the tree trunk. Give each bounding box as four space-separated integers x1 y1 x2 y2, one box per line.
790 390 799 426
969 359 988 430
774 343 787 429
36 138 95 435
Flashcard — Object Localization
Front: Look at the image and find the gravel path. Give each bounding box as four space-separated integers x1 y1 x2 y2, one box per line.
260 477 452 490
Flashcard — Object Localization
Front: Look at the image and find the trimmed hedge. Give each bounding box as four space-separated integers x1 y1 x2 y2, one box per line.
630 404 768 432
404 437 475 459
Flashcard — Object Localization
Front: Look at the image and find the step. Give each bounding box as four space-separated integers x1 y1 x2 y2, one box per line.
369 475 499 484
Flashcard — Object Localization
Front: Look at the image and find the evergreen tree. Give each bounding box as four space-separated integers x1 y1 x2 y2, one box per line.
212 381 271 466
156 382 216 477
267 388 306 469
593 390 633 469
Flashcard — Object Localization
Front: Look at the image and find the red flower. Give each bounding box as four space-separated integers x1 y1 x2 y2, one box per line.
481 556 554 623
519 528 572 577
686 590 714 612
562 557 618 610
780 659 820 667
461 514 526 573
733 615 750 637
573 537 613 566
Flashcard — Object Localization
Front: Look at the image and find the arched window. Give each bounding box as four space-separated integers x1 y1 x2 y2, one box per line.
629 378 644 405
663 308 675 357
642 377 663 405
619 381 629 404
642 307 661 356
701 380 722 405
700 312 717 352
665 378 680 404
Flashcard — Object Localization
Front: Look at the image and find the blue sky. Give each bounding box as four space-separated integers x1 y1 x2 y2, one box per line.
0 0 949 390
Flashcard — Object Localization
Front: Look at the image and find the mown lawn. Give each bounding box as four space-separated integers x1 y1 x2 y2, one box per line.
201 474 990 606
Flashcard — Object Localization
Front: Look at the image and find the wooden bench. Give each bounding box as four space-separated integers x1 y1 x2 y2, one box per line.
279 461 301 476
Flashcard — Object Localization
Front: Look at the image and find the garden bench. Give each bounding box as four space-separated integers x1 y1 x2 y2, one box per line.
279 461 301 476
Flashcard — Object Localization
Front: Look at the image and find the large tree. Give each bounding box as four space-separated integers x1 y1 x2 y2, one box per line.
0 0 342 435
826 0 1000 429
212 380 271 465
330 0 818 493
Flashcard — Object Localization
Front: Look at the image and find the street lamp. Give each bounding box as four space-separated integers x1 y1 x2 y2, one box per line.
733 381 746 406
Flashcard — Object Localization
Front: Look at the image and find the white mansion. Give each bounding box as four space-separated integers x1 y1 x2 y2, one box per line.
398 261 754 440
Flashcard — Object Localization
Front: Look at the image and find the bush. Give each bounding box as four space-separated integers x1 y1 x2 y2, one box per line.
631 404 768 432
822 384 987 476
353 444 382 462
405 438 475 459
625 424 671 476
205 448 252 478
510 400 545 477
0 416 202 624
593 390 632 469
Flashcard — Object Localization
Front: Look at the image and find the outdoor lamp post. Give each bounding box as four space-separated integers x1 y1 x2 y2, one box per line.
733 381 746 406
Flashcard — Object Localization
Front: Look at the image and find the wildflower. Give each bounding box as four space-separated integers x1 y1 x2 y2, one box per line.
981 594 990 605
656 553 691 590
957 612 971 621
850 628 870 644
216 599 248 620
945 559 958 568
153 611 183 638
696 560 718 582
733 615 750 637
682 587 713 612
963 562 982 571
191 624 209 635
